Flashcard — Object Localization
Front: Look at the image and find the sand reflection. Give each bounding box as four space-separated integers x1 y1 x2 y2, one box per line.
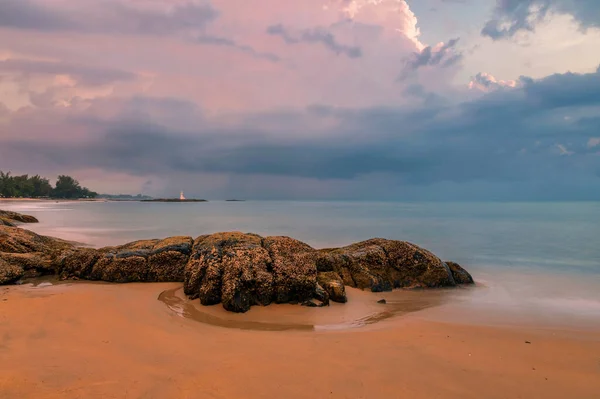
158 286 458 331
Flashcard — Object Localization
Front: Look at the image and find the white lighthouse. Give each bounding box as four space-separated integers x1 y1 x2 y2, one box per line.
180 191 186 200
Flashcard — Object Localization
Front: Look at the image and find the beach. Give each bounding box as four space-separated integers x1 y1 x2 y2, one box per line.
1 281 599 399
2 200 600 398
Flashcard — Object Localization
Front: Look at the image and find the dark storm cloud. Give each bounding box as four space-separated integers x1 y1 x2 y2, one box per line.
1 67 599 199
482 0 600 40
0 59 136 86
267 24 363 58
399 38 462 80
0 0 219 35
0 0 76 31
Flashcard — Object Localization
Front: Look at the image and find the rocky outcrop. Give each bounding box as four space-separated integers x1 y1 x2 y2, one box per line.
0 225 74 282
58 236 193 283
0 210 39 224
445 261 474 285
183 233 274 313
317 272 347 303
0 213 475 313
0 218 16 227
317 239 455 291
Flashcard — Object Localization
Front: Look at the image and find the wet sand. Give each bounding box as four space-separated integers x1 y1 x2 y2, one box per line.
1 282 599 399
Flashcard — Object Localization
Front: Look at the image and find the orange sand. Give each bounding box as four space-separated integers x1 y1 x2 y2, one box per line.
1 282 599 399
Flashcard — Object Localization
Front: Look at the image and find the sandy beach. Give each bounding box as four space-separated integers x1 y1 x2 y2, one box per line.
1 281 599 399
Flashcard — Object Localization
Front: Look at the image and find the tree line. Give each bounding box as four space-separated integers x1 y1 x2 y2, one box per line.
0 171 98 199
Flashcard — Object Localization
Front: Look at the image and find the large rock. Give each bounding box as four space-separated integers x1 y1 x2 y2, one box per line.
0 210 39 223
147 236 194 282
58 236 194 283
0 218 16 227
262 236 317 304
0 226 73 281
0 222 475 313
0 225 72 254
317 239 456 291
184 232 273 312
0 258 23 284
445 261 474 285
317 271 347 303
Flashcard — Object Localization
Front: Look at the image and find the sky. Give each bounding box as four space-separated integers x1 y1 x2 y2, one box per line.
0 0 599 200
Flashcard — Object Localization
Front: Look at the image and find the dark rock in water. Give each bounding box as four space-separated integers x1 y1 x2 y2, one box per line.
0 210 39 224
377 299 387 304
317 271 347 303
445 261 475 285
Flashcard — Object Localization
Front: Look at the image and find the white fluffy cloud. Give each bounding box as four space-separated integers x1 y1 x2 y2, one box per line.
468 72 519 92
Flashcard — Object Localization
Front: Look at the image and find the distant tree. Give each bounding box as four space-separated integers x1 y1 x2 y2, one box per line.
30 175 53 197
0 170 97 199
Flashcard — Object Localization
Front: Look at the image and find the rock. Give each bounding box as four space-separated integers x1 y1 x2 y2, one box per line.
0 258 24 284
377 299 387 304
318 239 456 291
58 248 101 280
376 239 456 288
0 226 73 281
147 236 194 282
89 240 158 283
313 282 330 306
0 225 72 254
0 222 476 315
262 236 317 304
0 218 16 227
318 241 392 292
58 236 194 283
0 210 39 223
0 252 54 278
184 233 273 312
301 300 318 307
317 271 347 303
445 261 475 285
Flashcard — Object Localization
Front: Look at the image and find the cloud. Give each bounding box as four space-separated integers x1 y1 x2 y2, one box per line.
0 0 219 35
0 58 136 86
588 137 600 148
1 66 600 199
267 24 362 58
468 72 519 92
482 0 600 40
0 0 76 31
195 35 280 62
399 38 462 80
336 0 424 50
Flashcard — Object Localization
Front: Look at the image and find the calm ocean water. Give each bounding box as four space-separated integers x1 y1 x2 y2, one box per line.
3 200 600 327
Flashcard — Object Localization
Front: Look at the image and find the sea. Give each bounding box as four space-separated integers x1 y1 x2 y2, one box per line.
3 200 599 329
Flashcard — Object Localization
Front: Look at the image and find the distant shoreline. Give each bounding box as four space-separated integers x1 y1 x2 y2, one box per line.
140 199 208 202
0 198 105 202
